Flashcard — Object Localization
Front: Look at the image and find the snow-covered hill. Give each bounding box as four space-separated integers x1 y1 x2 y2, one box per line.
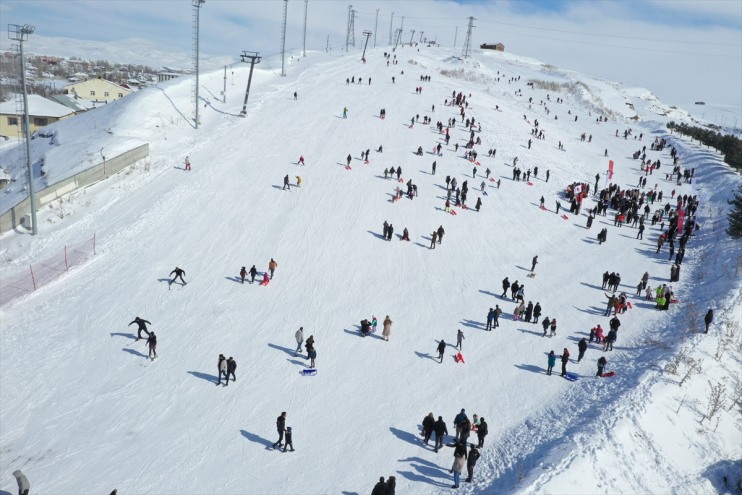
1 46 740 495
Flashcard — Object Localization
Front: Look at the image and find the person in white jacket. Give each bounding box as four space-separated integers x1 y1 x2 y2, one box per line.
13 470 30 495
294 327 304 357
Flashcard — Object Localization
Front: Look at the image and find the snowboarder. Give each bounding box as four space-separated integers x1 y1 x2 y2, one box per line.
547 350 556 375
217 354 227 385
128 316 152 340
466 444 481 483
434 416 448 452
294 327 304 356
169 267 186 287
437 340 447 363
249 265 258 284
456 329 465 349
272 412 287 449
283 174 291 190
704 309 713 333
283 426 294 452
268 258 278 279
382 316 392 341
560 348 570 377
577 338 588 362
531 255 538 272
225 357 237 385
239 266 247 284
146 331 157 360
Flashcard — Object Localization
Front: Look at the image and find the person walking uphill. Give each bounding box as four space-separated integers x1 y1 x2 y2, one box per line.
217 354 227 385
422 412 436 445
434 415 448 452
225 357 237 385
371 477 387 495
169 267 186 287
547 350 556 375
466 444 481 483
272 412 287 449
294 327 304 356
249 265 258 284
382 315 392 341
704 309 713 333
239 266 247 284
437 340 447 363
129 316 151 340
476 417 488 448
451 440 467 488
268 258 278 279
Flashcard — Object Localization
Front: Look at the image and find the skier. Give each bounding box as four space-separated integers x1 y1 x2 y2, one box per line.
298 155 305 165
577 338 588 362
268 258 278 279
531 255 538 272
239 266 247 284
283 426 294 452
184 155 191 171
225 357 237 385
560 348 570 377
217 354 227 385
169 267 186 287
456 329 465 349
146 331 157 360
466 444 481 483
546 350 556 375
249 265 258 284
272 412 287 449
283 174 291 190
434 415 448 452
382 316 392 341
294 327 304 356
128 316 152 340
437 340 447 363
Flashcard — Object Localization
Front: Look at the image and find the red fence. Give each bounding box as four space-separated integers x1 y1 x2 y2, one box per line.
0 235 96 307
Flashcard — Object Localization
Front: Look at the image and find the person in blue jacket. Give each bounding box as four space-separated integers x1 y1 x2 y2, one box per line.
547 350 556 375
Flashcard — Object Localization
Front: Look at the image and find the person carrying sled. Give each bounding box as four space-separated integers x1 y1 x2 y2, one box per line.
128 316 152 340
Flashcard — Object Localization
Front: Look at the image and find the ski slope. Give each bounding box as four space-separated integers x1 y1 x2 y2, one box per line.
1 46 740 495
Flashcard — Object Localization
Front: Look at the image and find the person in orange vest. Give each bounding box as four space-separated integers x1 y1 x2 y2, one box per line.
268 258 278 279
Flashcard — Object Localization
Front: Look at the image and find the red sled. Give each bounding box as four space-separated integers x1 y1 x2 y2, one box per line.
462 204 468 210
561 214 569 220
600 371 616 378
489 178 496 182
627 301 633 309
398 178 404 183
527 182 534 186
392 197 399 203
345 165 352 171
540 205 547 210
409 124 414 129
455 352 465 363
671 298 679 304
364 160 370 165
475 161 481 166
259 280 270 286
450 209 458 215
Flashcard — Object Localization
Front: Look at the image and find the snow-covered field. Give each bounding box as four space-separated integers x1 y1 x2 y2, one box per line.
1 46 740 495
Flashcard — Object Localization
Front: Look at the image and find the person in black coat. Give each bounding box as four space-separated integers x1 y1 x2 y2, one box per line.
433 416 448 452
501 277 510 298
225 357 237 385
249 265 258 283
169 267 186 287
371 477 386 495
704 309 713 333
466 445 481 483
128 316 151 340
476 418 488 448
272 412 287 449
597 356 607 376
422 412 436 444
385 476 396 495
437 340 447 363
524 301 534 323
533 302 542 323
577 338 588 362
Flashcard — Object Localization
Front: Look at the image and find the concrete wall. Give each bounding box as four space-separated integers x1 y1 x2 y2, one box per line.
0 143 149 234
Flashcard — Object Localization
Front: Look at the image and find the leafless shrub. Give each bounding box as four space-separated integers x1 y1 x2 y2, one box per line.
685 301 700 334
644 338 671 350
699 381 726 425
678 357 702 387
665 348 688 375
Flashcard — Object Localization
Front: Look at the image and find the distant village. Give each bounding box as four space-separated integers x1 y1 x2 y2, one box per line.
0 51 190 137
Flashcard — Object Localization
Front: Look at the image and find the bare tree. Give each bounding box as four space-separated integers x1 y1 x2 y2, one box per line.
699 381 726 425
678 357 702 387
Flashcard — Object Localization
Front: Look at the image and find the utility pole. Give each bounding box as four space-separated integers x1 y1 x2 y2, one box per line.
192 0 205 129
374 9 379 48
389 12 394 46
400 16 404 33
280 0 288 76
9 23 37 235
409 30 415 46
326 35 330 52
361 30 372 60
239 51 261 117
419 31 424 43
454 26 458 47
462 16 475 59
394 28 402 49
302 0 308 57
223 65 227 103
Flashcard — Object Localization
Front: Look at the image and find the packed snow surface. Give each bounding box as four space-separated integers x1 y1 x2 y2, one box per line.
1 46 740 495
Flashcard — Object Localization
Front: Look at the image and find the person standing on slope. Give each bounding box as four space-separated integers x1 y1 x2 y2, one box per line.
382 316 392 341
437 340 447 363
169 267 186 287
217 354 227 385
129 316 152 340
531 255 538 272
560 348 570 377
434 415 448 453
546 350 556 375
294 327 304 357
225 357 237 385
466 444 481 483
268 258 278 279
249 265 258 284
239 266 247 284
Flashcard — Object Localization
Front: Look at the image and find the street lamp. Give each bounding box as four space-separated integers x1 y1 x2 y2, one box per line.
8 23 37 235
